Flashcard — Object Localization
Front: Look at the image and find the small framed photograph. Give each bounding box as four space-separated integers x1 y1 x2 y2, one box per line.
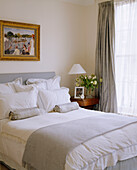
74 87 84 99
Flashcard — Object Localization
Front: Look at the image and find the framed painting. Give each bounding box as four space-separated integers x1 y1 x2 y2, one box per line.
0 20 40 61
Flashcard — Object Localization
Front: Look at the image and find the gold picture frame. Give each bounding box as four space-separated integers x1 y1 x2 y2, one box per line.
0 20 40 61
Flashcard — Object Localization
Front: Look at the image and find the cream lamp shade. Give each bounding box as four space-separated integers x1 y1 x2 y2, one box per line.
68 64 86 75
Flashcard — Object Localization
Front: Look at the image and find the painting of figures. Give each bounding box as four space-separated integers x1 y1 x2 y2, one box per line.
4 27 35 56
0 20 40 61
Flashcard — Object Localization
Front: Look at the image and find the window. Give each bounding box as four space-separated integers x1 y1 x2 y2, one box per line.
115 1 137 115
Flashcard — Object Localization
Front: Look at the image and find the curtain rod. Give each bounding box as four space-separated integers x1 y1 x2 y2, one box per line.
96 0 111 4
96 0 130 4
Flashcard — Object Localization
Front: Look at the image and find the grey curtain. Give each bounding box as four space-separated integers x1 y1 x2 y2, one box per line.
95 1 117 113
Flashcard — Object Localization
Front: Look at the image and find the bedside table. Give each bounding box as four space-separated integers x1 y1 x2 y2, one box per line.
71 97 99 110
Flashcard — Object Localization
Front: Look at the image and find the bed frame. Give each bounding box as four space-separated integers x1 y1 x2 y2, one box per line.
0 72 137 170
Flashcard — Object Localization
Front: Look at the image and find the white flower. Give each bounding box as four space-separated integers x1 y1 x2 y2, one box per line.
92 76 96 80
88 76 91 79
91 81 93 84
85 76 87 79
93 81 97 85
80 94 84 99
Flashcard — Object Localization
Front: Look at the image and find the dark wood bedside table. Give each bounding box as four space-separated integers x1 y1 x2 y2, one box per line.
71 97 99 110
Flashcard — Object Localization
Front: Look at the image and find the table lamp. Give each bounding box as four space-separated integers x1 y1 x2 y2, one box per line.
68 64 86 75
68 64 86 99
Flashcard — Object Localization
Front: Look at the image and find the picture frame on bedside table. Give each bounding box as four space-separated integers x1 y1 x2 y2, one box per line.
74 87 84 99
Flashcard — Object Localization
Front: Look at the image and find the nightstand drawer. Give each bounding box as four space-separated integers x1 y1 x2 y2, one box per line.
71 97 99 108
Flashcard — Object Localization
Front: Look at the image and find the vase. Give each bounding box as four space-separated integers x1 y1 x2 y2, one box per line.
85 88 94 98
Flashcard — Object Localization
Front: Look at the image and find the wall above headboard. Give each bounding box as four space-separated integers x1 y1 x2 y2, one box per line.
0 0 87 94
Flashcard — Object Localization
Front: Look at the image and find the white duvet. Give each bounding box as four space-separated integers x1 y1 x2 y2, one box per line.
1 108 137 170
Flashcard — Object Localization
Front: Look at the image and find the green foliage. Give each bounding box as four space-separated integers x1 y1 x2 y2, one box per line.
7 31 14 38
75 74 102 94
14 34 18 38
5 32 32 39
22 34 32 38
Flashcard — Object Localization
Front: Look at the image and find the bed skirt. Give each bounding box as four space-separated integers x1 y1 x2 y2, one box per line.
0 152 137 170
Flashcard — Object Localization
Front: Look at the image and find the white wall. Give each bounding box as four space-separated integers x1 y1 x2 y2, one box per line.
0 0 88 94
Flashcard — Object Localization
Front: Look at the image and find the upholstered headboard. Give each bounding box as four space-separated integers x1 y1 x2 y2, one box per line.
0 72 55 84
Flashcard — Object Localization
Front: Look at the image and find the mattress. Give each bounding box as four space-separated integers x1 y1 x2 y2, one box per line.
1 108 137 170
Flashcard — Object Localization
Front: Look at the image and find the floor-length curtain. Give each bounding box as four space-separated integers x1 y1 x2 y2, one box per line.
115 0 137 116
95 0 117 113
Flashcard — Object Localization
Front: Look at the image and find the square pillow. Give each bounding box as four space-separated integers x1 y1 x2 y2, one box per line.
39 88 71 112
0 77 22 94
13 83 47 108
0 88 38 120
14 83 46 92
26 76 61 90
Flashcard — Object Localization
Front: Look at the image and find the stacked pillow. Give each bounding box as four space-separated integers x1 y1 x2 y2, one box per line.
39 88 71 112
14 76 71 113
26 76 71 112
0 77 22 94
0 75 72 120
0 78 40 120
0 78 23 120
0 88 38 119
26 75 61 90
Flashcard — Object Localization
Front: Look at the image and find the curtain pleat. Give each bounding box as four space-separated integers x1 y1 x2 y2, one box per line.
95 1 117 113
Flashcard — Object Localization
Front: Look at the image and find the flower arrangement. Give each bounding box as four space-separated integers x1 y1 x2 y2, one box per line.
75 74 102 97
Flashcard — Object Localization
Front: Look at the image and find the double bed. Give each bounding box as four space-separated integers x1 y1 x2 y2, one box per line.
0 72 137 170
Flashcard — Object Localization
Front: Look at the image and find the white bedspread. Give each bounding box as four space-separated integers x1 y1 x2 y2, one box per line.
1 108 137 170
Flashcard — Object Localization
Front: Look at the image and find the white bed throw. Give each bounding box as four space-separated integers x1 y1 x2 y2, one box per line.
1 109 137 170
22 114 137 170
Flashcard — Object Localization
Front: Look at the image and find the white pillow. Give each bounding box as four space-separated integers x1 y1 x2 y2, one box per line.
0 77 22 94
46 76 61 90
13 83 47 108
0 89 38 120
26 76 61 90
39 88 71 112
14 83 46 92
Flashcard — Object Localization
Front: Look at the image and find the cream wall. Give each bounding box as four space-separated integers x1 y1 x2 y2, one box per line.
85 2 98 75
0 0 88 94
0 0 98 95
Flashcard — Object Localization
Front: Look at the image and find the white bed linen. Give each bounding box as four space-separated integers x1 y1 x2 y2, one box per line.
0 119 8 153
1 109 137 170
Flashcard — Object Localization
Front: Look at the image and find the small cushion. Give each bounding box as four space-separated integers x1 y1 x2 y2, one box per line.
53 102 79 113
9 107 46 120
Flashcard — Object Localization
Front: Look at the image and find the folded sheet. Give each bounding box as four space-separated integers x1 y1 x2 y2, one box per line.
53 102 79 113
